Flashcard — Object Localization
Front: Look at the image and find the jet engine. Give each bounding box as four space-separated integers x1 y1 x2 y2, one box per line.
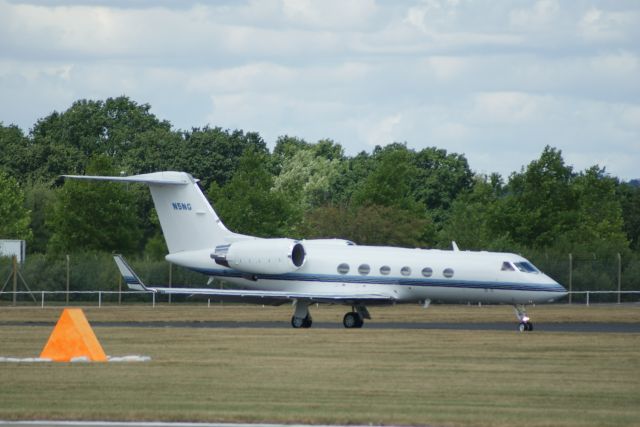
211 238 306 275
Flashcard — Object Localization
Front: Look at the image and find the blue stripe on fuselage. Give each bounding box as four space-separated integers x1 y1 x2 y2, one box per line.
188 267 566 293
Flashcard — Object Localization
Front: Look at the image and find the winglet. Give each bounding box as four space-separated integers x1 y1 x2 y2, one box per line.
113 255 152 292
452 241 460 251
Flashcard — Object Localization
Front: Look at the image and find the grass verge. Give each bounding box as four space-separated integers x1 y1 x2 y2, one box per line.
0 303 639 324
0 305 638 426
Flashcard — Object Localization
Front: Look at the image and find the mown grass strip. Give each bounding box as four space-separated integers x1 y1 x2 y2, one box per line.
1 303 639 324
0 319 638 426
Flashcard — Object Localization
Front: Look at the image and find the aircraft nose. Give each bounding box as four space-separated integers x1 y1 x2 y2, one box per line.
549 278 568 300
540 273 567 300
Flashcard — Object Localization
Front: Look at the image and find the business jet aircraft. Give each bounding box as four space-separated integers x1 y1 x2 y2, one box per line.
64 171 567 331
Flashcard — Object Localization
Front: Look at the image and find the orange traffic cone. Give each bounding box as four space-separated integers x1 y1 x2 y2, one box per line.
40 308 107 362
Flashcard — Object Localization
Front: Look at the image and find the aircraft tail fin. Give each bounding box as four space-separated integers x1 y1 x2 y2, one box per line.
63 171 243 253
113 255 149 292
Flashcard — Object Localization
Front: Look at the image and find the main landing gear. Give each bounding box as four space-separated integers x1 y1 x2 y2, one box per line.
514 304 534 332
291 301 313 329
342 305 370 329
343 312 363 328
291 314 312 328
290 302 371 329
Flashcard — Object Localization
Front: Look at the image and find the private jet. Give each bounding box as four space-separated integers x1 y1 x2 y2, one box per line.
64 171 567 331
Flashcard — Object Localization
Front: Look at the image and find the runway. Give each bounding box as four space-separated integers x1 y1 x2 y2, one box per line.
2 320 639 333
0 422 354 427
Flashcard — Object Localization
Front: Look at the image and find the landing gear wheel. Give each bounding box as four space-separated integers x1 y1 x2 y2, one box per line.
518 321 533 332
302 316 313 328
291 316 303 328
343 312 364 328
291 315 312 329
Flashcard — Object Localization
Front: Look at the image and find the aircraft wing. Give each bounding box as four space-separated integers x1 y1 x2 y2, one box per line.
114 255 395 306
147 286 395 306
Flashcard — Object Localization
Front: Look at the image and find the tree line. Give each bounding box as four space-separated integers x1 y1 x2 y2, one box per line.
1 96 639 293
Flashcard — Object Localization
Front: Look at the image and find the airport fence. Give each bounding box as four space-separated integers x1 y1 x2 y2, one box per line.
1 251 640 306
1 290 640 308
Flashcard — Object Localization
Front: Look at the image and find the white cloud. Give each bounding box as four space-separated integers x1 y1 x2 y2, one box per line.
589 51 640 77
579 7 634 42
0 0 639 180
471 91 548 124
509 0 560 29
359 113 403 147
423 56 466 80
281 0 378 31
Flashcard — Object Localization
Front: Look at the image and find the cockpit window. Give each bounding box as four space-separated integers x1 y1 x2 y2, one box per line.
501 262 515 271
514 262 539 273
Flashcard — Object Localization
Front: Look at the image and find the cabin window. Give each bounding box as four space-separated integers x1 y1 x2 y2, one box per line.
358 264 371 275
401 266 411 276
380 265 391 275
337 263 350 275
501 262 515 271
421 267 433 277
443 268 454 278
514 262 539 273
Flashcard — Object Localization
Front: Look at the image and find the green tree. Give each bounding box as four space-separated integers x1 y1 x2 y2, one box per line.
618 181 640 250
28 97 171 182
273 146 343 210
121 127 182 175
273 135 310 172
412 146 474 221
23 181 57 253
497 146 577 248
313 139 345 161
47 155 142 254
349 145 434 245
0 171 32 241
208 148 295 237
438 176 515 251
300 204 432 247
176 127 268 189
0 123 31 179
352 145 421 213
329 150 374 205
560 166 629 254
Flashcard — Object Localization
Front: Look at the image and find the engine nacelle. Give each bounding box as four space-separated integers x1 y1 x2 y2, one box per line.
211 238 306 275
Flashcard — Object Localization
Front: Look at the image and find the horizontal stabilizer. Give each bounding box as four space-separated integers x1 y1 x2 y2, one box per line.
62 171 193 185
113 255 149 292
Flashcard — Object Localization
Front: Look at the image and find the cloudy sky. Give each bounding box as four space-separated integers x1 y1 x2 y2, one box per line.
1 0 638 180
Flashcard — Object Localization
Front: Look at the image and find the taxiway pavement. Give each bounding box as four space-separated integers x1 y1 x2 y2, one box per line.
2 320 638 333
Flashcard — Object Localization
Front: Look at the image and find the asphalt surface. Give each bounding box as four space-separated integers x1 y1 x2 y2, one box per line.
0 422 347 427
2 320 639 333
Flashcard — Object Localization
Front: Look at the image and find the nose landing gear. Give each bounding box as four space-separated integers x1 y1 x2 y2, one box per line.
514 304 533 332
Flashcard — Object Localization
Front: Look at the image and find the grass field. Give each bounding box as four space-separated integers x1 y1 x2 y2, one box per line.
2 302 640 323
0 304 639 426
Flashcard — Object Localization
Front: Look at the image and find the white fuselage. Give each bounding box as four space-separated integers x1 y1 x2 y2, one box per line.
166 239 566 306
71 171 566 329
